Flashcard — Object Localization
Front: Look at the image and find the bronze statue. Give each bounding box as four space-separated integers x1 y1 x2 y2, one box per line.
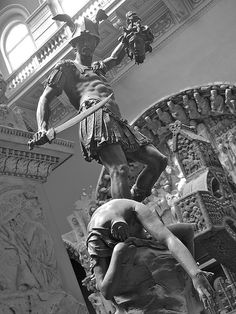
87 198 215 313
31 10 167 202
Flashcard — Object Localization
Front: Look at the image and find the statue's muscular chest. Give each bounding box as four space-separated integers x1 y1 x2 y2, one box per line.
62 63 107 108
72 67 106 91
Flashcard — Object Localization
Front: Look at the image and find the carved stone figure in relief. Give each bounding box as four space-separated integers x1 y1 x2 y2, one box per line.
210 89 225 113
0 189 83 314
193 91 211 117
144 115 162 136
0 195 60 291
31 10 167 202
227 132 236 164
167 100 189 125
225 88 236 115
218 143 236 183
87 198 215 313
156 107 173 124
182 95 201 121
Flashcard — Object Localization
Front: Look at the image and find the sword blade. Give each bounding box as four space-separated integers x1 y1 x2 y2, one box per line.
55 93 113 134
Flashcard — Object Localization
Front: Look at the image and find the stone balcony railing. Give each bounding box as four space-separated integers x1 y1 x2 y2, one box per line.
5 0 218 106
6 25 67 96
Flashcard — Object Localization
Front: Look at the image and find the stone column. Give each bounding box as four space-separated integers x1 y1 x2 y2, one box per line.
0 106 88 313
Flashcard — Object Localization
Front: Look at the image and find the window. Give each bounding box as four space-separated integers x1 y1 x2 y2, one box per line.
60 0 90 16
4 22 36 72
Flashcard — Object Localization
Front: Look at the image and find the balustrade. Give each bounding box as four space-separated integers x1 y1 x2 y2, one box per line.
6 0 116 98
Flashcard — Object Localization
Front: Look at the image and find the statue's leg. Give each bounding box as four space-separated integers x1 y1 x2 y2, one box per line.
99 143 131 199
128 144 168 201
167 223 195 256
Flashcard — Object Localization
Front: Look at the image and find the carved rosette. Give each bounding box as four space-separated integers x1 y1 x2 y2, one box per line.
0 125 74 182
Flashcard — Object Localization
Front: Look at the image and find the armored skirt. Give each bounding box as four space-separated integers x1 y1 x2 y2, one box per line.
79 99 151 163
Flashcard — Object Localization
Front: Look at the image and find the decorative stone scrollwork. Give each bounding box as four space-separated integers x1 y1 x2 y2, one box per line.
212 273 236 312
0 146 57 181
0 125 74 182
171 122 236 272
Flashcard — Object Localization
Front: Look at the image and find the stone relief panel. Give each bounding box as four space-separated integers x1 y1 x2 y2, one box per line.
0 105 27 130
0 145 58 181
0 181 87 313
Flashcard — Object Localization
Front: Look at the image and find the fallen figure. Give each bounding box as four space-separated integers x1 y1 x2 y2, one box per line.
87 198 215 313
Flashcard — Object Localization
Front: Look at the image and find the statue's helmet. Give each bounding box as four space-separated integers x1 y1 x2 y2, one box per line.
69 17 100 47
52 9 108 48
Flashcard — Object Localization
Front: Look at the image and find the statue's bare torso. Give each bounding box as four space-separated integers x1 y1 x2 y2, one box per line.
66 62 122 117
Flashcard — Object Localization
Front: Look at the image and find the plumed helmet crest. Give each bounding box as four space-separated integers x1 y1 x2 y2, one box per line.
52 9 108 47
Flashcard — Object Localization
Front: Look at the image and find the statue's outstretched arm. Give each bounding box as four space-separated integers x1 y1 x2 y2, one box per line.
102 42 126 72
134 201 215 309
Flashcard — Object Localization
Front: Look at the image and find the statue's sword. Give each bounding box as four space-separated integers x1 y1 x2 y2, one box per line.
28 93 113 150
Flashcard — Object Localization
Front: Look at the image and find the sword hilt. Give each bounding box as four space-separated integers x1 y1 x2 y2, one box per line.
28 128 56 150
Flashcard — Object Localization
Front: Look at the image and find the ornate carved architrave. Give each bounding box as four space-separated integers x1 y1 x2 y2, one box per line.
0 125 74 182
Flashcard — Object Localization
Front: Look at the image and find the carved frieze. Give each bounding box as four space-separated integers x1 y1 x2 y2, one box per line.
0 125 74 182
0 146 56 181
